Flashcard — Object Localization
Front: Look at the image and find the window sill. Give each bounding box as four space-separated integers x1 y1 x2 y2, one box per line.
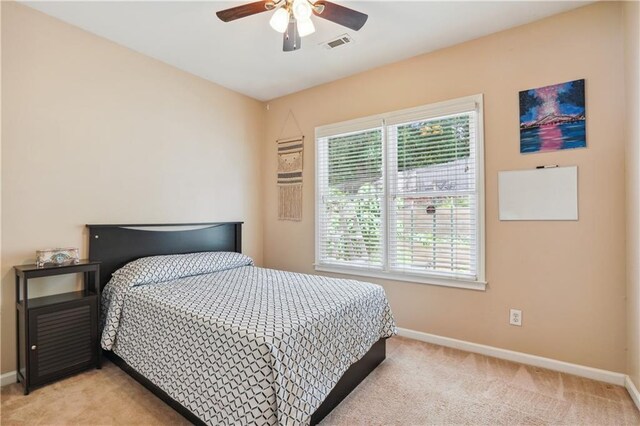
314 264 487 291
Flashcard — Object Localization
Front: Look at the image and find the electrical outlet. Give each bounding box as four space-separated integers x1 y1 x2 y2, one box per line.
510 309 522 326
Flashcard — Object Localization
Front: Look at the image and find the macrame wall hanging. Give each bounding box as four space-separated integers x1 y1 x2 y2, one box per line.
277 110 304 221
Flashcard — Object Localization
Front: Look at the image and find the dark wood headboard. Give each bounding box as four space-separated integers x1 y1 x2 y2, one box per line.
86 222 242 289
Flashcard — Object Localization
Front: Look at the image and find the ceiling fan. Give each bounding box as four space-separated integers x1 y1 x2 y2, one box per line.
216 0 368 52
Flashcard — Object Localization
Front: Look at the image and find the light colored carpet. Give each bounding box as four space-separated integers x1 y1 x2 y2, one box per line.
1 336 638 425
322 337 640 425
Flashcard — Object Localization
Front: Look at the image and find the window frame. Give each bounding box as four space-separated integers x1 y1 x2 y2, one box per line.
315 94 486 291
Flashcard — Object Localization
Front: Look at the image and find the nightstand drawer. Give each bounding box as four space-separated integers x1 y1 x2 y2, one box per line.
28 297 98 386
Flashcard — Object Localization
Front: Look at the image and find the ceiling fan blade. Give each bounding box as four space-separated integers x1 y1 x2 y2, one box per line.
313 1 368 31
283 19 302 52
216 1 271 22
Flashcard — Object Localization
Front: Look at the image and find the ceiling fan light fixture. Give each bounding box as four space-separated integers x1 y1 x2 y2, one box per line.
297 17 315 37
269 7 290 33
215 0 368 51
292 0 313 20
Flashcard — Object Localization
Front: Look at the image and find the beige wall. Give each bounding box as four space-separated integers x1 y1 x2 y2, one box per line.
1 1 635 378
624 0 640 389
262 2 628 372
0 0 4 379
0 2 265 374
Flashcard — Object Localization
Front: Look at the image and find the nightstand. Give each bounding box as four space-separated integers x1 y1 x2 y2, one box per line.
14 260 101 395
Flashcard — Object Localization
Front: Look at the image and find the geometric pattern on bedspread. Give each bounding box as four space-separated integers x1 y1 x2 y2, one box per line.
101 265 396 425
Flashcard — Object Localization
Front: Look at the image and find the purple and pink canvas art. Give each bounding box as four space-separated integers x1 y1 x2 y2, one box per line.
519 79 586 154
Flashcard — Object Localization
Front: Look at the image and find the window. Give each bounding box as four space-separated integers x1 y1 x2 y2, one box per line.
315 95 485 290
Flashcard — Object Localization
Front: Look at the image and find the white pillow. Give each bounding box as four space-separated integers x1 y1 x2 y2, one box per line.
112 251 254 286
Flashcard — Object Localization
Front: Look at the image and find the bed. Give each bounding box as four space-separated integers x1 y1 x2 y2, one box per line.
87 222 396 425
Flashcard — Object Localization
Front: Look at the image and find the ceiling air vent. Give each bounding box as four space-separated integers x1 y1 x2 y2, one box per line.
322 34 354 50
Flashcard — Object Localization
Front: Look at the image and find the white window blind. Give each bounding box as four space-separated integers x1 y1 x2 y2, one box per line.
316 95 485 289
316 125 384 271
387 111 478 281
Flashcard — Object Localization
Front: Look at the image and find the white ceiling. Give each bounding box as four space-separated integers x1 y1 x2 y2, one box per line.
24 1 592 101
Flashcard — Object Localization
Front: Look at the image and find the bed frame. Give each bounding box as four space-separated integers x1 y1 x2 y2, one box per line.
86 222 386 425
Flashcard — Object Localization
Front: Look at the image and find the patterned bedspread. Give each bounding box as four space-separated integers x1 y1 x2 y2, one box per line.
101 264 396 425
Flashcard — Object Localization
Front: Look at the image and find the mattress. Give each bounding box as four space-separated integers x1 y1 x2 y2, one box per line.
101 262 396 425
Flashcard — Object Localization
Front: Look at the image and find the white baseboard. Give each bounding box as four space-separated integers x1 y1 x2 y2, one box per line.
1 371 17 387
396 327 627 386
626 375 640 412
